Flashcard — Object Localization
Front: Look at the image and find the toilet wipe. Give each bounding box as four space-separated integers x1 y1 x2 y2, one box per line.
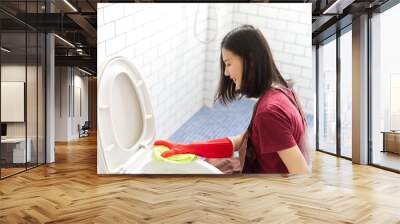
153 145 197 164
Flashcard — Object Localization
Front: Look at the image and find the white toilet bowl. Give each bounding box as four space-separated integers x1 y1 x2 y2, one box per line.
97 56 222 174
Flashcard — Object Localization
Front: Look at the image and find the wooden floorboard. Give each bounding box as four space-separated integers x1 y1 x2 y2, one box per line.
1 134 400 223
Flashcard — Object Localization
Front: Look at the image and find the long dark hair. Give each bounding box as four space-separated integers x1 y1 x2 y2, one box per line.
215 25 288 104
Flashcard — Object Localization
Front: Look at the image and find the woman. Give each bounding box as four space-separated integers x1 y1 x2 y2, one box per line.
155 25 311 174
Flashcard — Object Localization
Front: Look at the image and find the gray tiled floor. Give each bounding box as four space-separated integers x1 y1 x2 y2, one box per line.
169 99 256 143
169 98 314 145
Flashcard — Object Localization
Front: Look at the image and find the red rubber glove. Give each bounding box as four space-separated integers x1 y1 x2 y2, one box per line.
154 137 234 158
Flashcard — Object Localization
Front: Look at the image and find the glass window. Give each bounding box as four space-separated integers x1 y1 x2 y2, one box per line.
27 30 38 169
38 32 45 165
1 31 28 178
0 1 46 179
371 3 400 171
340 28 352 158
318 36 337 155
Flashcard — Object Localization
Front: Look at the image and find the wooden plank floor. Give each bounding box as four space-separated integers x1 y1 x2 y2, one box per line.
1 167 26 178
1 134 400 223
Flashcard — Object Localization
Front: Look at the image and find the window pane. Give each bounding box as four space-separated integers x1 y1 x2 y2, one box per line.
27 31 38 169
318 37 337 154
371 3 400 171
38 32 45 165
340 29 352 158
1 30 27 177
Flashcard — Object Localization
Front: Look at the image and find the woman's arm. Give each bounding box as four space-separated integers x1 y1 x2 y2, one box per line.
277 145 309 174
229 132 246 151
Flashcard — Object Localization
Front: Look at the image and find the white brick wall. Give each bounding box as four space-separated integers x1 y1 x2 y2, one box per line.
203 3 234 107
203 3 313 115
97 3 312 139
98 3 208 139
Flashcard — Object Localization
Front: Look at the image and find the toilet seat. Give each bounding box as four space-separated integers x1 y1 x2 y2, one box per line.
98 56 222 174
98 56 155 173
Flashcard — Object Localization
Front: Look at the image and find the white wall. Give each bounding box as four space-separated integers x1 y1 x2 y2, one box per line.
98 3 208 139
1 64 46 163
71 74 89 138
54 67 89 141
204 3 312 114
55 67 68 141
97 3 312 139
1 65 35 138
1 65 26 132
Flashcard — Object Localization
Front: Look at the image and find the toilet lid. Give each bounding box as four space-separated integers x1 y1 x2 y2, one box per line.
98 56 156 172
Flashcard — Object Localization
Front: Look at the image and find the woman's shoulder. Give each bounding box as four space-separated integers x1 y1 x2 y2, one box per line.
255 88 294 119
258 88 292 109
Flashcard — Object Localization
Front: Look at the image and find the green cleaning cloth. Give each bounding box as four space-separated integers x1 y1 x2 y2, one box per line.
153 145 197 164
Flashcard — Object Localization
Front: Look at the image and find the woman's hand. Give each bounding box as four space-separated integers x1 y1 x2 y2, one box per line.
230 132 246 151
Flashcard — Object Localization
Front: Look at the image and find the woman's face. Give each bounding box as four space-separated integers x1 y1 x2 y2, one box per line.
222 48 243 91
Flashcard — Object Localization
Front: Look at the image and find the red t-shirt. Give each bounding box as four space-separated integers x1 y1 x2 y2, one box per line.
249 88 307 173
